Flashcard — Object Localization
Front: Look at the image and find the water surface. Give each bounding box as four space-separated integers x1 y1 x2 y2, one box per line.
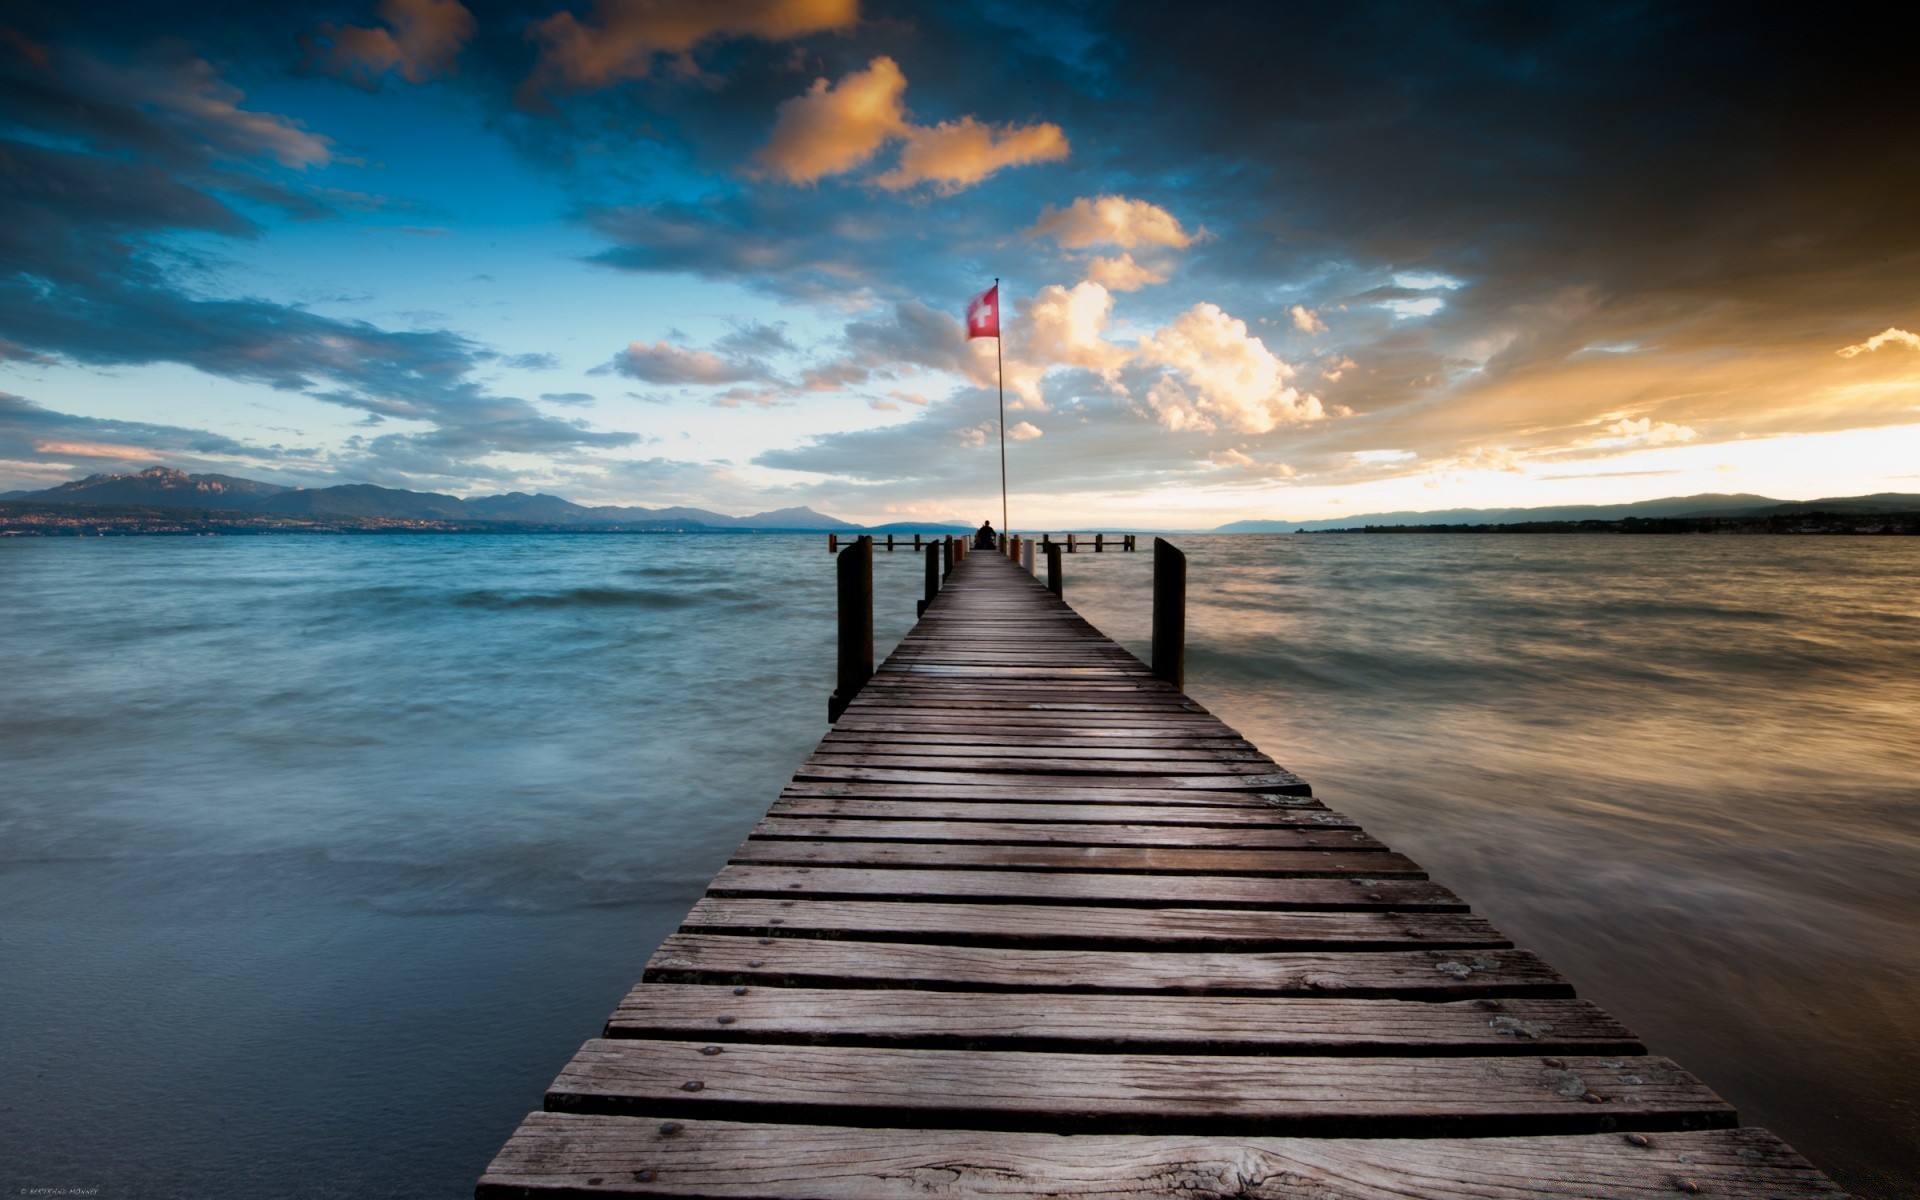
1 533 1914 1197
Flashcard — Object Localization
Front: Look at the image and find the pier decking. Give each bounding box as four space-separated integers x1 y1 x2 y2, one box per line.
479 549 1843 1198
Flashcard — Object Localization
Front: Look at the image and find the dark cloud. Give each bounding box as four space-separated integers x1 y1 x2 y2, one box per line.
0 35 634 473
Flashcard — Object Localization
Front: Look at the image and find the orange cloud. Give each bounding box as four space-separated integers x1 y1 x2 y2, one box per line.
1137 304 1325 433
527 0 856 95
308 0 476 87
1838 327 1920 358
34 441 155 459
757 55 907 183
1028 196 1195 250
875 117 1068 192
758 56 1067 192
1085 253 1165 292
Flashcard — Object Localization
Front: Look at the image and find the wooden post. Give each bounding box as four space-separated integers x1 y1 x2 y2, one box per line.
1095 532 1104 553
829 536 873 722
1152 537 1186 691
828 533 838 553
886 533 894 551
1046 543 1063 598
914 532 922 549
919 541 939 616
1023 536 1035 573
1068 532 1076 553
943 534 954 577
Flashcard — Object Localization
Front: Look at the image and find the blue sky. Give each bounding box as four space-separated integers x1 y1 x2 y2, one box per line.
3 1 1917 524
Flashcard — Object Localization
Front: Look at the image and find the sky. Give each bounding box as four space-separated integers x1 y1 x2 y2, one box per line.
2 0 1917 527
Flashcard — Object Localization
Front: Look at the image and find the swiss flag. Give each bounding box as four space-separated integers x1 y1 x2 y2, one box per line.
965 283 999 339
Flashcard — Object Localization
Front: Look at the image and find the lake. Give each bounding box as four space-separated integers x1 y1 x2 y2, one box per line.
1 532 1914 1197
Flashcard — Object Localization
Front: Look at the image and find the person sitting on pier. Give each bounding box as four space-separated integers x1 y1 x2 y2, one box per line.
974 521 997 550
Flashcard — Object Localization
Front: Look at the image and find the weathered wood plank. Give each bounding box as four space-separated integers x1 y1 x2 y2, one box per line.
681 897 1508 950
768 797 1357 827
604 985 1642 1055
731 840 1421 876
643 935 1573 998
749 817 1385 850
780 781 1327 810
481 1117 1847 1199
814 742 1276 763
806 754 1280 774
546 1042 1735 1136
708 865 1459 909
795 765 1313 793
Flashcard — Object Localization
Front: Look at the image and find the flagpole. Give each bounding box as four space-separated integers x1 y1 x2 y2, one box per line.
995 277 1007 538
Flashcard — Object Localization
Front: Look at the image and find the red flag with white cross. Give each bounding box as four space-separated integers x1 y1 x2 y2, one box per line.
965 283 999 339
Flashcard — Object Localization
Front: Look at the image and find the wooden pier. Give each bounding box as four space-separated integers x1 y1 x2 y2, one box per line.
479 547 1843 1198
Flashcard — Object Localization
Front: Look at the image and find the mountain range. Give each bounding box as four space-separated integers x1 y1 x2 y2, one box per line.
1213 493 1920 532
0 467 864 531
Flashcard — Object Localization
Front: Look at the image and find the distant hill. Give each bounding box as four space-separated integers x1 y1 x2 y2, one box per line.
6 466 860 531
1214 492 1920 532
12 466 291 508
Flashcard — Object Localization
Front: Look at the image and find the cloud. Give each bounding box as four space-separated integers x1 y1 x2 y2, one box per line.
1838 328 1920 358
1208 448 1296 477
1289 304 1327 333
1021 281 1124 373
875 116 1069 192
0 392 259 478
756 55 908 183
79 54 335 171
1028 196 1195 250
540 391 596 405
757 56 1068 192
1136 304 1325 433
1084 253 1166 291
305 0 476 88
1604 417 1698 446
606 340 774 385
0 50 635 474
1007 420 1042 441
526 0 857 96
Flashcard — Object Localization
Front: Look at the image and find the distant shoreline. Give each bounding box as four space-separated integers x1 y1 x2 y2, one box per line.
0 500 963 538
1314 513 1920 535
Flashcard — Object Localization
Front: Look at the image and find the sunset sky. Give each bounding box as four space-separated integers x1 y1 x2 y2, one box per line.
2 1 1916 525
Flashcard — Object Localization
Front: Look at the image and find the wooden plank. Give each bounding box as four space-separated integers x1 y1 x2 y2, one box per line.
768 797 1357 826
780 781 1327 810
604 985 1643 1055
749 817 1385 850
642 936 1572 998
482 1117 1849 1199
814 742 1276 763
546 1042 1735 1136
795 765 1312 793
709 865 1462 910
730 840 1424 877
681 897 1508 949
811 751 1280 769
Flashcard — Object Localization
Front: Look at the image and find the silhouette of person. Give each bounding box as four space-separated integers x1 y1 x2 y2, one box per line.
975 521 997 550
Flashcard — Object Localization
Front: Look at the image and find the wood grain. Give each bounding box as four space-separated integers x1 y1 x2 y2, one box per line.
481 1116 1846 1199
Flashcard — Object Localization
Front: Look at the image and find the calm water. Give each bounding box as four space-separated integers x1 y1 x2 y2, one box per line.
1 533 1915 1197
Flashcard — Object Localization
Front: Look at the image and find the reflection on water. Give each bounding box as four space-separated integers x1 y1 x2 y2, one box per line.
1063 535 1920 1197
1 533 1914 1197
